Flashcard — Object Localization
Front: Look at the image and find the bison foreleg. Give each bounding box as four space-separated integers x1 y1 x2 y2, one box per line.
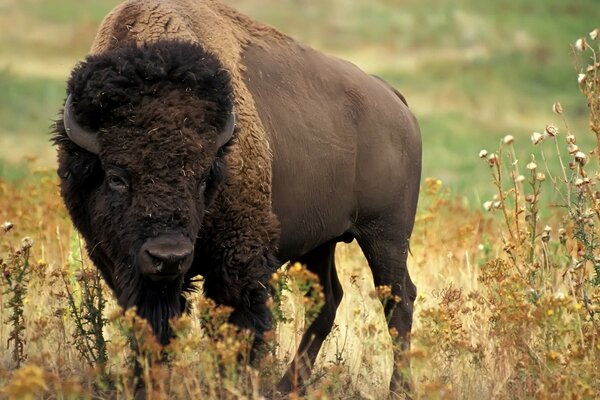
203 250 279 360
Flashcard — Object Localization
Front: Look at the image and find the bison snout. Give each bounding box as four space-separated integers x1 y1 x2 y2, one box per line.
139 235 194 281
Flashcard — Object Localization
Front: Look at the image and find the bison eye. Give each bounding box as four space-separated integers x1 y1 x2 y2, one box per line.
198 180 207 194
106 174 129 192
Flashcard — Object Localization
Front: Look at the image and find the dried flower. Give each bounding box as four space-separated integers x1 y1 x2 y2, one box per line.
503 135 514 145
525 194 535 203
566 134 576 144
535 172 546 182
20 237 34 251
575 151 587 165
545 124 558 137
493 201 502 209
552 102 563 114
575 37 587 51
515 175 525 183
479 149 488 158
575 178 585 186
543 225 552 233
483 201 493 211
1 221 13 233
531 131 544 145
567 143 579 154
577 73 587 85
526 162 537 170
487 153 497 166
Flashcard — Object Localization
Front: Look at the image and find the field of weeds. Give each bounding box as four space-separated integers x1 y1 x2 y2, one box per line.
1 0 600 399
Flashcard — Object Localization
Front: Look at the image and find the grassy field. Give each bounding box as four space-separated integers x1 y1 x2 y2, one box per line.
1 0 600 399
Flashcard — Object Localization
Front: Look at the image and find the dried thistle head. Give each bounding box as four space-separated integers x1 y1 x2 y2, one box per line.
531 131 544 145
574 37 588 51
553 102 563 114
545 124 558 137
1 221 13 233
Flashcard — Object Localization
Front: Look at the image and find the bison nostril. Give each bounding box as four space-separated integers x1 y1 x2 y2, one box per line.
152 258 164 272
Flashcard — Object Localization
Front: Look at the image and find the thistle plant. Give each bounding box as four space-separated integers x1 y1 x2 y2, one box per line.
575 29 600 155
60 231 109 385
1 223 34 368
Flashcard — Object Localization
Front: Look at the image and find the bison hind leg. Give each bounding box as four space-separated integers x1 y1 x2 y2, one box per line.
355 221 416 397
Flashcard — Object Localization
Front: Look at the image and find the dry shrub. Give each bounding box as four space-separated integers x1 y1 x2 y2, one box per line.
410 29 600 400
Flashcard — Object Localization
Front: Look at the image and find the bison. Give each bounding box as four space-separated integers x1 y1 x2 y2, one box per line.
53 0 421 394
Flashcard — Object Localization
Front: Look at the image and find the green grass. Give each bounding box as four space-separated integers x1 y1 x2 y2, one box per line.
0 71 64 135
22 0 118 24
0 0 597 201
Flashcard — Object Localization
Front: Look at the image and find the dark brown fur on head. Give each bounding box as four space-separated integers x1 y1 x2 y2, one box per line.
53 40 235 343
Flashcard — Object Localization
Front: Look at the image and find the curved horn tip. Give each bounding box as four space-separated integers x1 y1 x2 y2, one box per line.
216 106 237 148
63 95 101 154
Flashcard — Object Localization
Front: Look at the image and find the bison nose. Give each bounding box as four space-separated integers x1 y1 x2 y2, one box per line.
139 235 193 281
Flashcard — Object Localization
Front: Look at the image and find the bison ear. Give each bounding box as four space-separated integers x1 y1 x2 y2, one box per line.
215 105 236 148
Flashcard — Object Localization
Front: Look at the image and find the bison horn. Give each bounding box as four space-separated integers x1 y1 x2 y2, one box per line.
216 105 236 148
63 94 101 154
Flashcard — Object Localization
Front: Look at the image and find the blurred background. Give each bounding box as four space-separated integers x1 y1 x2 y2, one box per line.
0 0 595 202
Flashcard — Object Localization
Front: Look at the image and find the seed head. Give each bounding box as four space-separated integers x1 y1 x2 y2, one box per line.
535 172 546 182
575 37 588 51
575 178 585 187
1 221 13 233
20 237 34 251
552 102 563 114
503 135 514 145
566 134 576 144
575 151 587 165
545 124 558 137
577 73 587 85
515 175 525 183
526 194 535 203
567 143 579 154
478 149 488 158
487 153 497 166
483 201 493 211
541 231 550 243
526 162 537 170
590 29 600 40
531 131 544 145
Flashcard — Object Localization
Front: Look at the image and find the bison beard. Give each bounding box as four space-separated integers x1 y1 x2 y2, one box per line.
114 256 188 345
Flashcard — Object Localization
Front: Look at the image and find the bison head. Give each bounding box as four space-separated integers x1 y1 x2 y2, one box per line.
53 41 236 343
